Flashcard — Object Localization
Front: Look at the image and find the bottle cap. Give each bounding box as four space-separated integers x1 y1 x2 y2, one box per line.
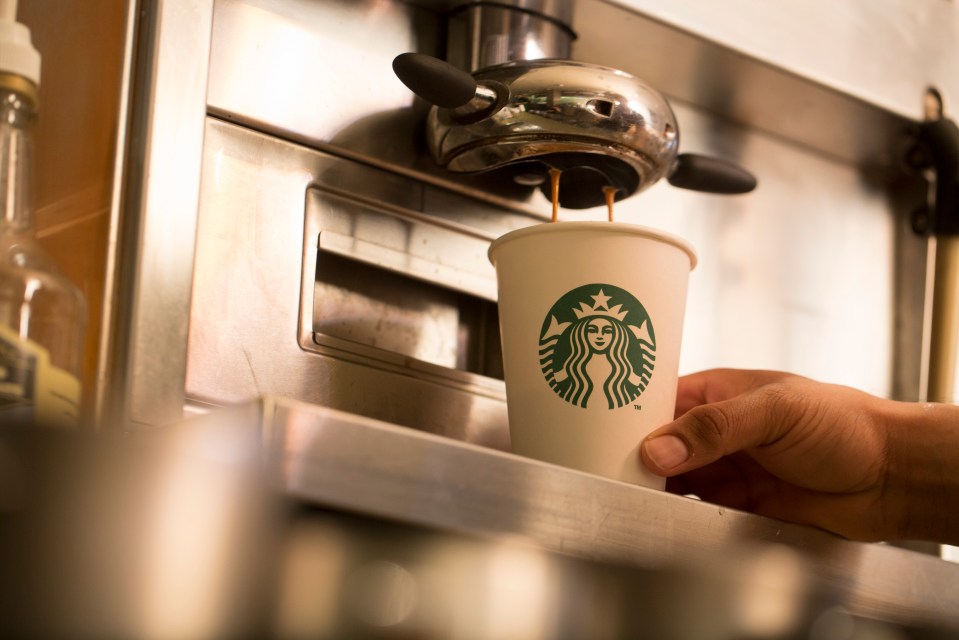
0 2 39 87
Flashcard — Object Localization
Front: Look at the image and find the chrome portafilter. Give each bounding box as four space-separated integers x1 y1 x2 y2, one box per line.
393 52 756 209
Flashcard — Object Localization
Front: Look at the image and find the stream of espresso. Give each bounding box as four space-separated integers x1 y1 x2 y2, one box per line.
603 186 617 222
549 168 562 223
548 169 618 223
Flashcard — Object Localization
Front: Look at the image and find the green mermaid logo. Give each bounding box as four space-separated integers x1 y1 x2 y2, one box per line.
540 284 655 409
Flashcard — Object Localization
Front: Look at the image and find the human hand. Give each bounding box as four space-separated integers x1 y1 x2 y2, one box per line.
639 369 959 543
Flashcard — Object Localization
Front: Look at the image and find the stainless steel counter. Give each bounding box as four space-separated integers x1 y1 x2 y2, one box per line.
5 397 959 638
243 395 959 634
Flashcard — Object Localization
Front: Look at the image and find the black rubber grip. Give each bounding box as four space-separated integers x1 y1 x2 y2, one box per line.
392 52 477 109
667 153 757 194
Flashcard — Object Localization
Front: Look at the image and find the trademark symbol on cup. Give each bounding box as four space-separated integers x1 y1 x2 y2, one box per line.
634 405 642 410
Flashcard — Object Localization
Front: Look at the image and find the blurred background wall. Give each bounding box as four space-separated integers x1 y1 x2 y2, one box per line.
19 0 126 418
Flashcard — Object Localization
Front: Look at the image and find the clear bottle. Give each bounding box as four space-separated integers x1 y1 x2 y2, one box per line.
0 9 85 427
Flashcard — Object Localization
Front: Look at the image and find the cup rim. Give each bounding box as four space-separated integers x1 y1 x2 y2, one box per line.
488 221 698 270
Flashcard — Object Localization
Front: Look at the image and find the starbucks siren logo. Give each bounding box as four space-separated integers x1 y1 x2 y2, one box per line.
539 284 655 409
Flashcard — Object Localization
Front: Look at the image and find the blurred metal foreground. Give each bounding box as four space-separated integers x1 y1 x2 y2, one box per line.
2 398 958 639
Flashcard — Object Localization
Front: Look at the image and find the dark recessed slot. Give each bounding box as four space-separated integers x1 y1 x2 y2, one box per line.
313 249 503 380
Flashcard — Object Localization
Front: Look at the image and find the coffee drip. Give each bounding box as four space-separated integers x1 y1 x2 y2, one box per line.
548 168 619 223
549 168 561 223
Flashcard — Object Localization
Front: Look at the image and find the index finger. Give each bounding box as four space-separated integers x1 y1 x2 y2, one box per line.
675 369 794 417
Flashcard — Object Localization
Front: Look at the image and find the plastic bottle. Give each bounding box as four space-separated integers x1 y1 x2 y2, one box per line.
0 0 86 427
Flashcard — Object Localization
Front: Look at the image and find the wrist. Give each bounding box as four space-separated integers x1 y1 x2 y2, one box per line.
882 401 959 544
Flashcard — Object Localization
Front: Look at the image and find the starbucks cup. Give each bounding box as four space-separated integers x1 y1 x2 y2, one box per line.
488 221 697 488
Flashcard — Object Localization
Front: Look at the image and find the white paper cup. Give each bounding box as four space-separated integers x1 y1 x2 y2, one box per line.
488 221 697 488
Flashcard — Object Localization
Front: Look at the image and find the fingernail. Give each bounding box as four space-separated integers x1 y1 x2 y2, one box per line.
644 435 690 471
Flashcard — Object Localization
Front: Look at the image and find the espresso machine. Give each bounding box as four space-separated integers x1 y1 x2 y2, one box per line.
27 0 953 636
113 0 926 437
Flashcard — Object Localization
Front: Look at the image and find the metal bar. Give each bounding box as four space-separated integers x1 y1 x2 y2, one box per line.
927 235 959 403
100 0 215 427
95 0 140 426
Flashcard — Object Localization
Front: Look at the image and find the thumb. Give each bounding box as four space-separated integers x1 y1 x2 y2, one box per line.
640 387 787 476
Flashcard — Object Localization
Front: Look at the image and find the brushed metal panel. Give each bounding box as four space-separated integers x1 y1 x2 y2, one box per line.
572 1 914 168
207 0 436 168
187 118 540 447
601 0 959 121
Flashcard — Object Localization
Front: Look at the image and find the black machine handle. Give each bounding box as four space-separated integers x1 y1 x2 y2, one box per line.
392 52 477 109
667 153 757 194
903 88 959 236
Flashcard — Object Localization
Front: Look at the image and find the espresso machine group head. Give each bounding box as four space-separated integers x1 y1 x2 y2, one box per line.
393 1 756 209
